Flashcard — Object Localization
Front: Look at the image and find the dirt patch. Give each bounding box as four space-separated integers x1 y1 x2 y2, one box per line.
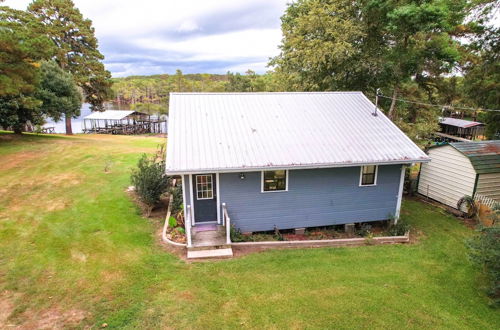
0 290 88 329
19 307 88 329
0 172 81 216
0 290 19 328
0 151 43 171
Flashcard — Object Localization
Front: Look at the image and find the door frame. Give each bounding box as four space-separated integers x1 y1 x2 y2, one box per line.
189 173 221 225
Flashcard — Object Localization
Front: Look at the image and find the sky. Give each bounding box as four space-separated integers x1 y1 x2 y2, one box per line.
5 0 289 77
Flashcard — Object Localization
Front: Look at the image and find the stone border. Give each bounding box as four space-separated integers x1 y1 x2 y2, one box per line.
231 231 410 248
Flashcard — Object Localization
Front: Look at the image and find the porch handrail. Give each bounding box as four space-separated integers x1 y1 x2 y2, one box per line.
186 205 193 247
222 203 231 245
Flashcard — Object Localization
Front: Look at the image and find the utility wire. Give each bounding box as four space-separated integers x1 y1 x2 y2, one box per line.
375 93 500 112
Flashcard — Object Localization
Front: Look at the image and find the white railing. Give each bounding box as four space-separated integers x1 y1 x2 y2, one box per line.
185 205 193 247
222 203 231 245
475 194 499 209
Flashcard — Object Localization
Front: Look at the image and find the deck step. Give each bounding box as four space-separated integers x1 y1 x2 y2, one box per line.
187 248 233 259
189 244 231 251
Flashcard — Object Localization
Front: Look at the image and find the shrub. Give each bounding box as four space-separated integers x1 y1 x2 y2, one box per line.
357 223 372 237
230 225 244 242
169 184 183 215
168 216 177 228
274 226 284 241
388 221 410 236
131 152 168 216
467 225 500 307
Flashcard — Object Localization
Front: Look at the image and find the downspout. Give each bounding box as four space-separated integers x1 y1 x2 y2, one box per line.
472 173 479 198
394 165 406 224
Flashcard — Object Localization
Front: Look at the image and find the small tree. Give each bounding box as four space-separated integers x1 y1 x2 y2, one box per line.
131 151 168 216
467 225 500 307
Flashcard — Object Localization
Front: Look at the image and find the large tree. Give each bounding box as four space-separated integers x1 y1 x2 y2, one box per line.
36 61 82 122
463 27 500 139
0 5 54 133
28 0 112 134
270 0 494 120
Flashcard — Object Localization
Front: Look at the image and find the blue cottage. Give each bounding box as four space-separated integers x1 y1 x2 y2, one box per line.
166 92 429 240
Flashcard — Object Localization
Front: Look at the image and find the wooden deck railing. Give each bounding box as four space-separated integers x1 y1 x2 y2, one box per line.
222 203 231 245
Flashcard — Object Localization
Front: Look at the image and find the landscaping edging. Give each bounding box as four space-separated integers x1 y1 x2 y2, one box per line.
162 190 187 247
231 231 410 248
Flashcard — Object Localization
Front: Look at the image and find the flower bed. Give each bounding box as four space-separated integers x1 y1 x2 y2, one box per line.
231 220 410 243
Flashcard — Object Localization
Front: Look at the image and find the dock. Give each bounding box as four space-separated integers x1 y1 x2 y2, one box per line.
82 110 167 135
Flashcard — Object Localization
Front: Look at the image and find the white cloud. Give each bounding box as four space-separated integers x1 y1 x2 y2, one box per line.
177 20 200 33
4 0 288 76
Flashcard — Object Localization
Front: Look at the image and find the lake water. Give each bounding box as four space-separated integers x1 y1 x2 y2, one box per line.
43 103 167 134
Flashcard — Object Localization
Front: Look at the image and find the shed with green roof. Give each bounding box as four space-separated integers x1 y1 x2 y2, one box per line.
417 141 500 209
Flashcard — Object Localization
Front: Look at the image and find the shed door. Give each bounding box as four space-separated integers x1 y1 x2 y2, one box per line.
193 174 217 223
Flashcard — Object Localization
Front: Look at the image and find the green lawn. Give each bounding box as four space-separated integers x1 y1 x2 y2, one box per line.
0 132 498 329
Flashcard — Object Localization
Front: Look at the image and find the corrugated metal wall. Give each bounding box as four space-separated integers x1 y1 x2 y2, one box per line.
476 172 500 202
218 165 402 232
418 145 476 208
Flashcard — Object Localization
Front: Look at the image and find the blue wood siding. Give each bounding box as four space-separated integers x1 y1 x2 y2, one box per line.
219 165 402 232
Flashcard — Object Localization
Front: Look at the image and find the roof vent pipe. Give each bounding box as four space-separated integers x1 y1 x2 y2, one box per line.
372 88 381 117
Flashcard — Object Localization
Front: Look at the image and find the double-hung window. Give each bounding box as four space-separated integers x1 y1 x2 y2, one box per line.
262 170 288 192
360 165 377 186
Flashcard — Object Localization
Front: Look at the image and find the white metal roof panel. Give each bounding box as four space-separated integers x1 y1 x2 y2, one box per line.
439 117 483 128
166 92 430 174
84 110 136 120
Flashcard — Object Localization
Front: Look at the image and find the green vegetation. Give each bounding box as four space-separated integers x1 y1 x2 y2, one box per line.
37 61 82 123
111 70 283 114
0 0 111 134
130 149 168 216
468 225 500 307
0 133 499 328
271 0 500 141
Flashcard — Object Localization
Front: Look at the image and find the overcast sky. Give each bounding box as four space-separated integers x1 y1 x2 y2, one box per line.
5 0 289 77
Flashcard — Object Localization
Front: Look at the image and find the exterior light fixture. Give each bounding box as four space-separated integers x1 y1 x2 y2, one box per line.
239 173 246 180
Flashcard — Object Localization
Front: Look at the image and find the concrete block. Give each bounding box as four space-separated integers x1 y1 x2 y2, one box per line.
344 223 355 234
295 227 306 235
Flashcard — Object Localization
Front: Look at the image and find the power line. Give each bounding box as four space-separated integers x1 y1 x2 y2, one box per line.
375 93 500 112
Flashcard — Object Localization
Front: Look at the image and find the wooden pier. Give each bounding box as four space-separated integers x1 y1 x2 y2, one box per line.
82 110 167 135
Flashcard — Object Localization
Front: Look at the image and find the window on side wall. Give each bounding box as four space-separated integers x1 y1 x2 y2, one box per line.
262 170 287 192
360 165 377 186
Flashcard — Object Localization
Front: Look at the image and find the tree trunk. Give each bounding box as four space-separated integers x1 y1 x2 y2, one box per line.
13 124 23 134
388 86 399 119
65 113 73 135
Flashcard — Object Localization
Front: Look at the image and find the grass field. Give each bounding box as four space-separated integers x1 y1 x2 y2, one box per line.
0 132 498 329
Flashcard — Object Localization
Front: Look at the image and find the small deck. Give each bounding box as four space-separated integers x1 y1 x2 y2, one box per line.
187 224 233 259
192 224 227 247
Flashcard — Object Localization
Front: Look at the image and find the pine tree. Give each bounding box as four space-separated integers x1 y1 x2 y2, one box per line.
28 0 112 134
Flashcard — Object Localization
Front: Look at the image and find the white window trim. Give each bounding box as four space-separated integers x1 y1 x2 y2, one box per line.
359 165 378 187
195 174 214 200
261 170 289 193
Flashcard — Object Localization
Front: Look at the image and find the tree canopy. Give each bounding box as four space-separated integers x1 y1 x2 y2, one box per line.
36 61 82 122
28 0 112 134
270 0 500 141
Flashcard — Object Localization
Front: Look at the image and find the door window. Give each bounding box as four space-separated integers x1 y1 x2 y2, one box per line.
196 175 213 199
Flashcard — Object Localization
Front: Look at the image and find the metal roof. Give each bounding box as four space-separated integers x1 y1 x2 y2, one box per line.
166 92 430 174
450 141 500 174
439 117 483 128
84 110 144 120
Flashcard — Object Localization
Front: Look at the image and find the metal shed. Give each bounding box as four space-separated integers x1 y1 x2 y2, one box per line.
418 140 500 208
438 117 485 141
